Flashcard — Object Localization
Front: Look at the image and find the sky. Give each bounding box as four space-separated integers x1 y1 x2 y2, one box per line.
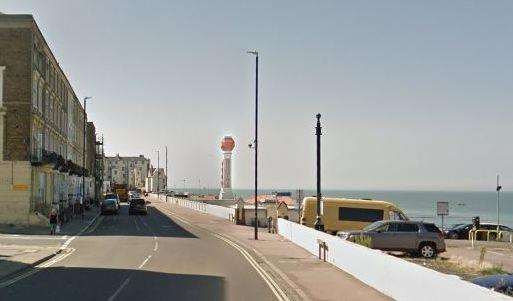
2 1 512 191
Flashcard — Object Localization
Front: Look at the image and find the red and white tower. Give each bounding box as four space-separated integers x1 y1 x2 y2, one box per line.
219 136 235 200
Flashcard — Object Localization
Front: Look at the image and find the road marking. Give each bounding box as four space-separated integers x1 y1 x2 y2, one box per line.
108 277 131 301
133 218 141 232
0 248 75 288
138 254 152 269
153 241 159 251
156 204 289 301
86 216 104 234
0 235 66 240
0 213 100 288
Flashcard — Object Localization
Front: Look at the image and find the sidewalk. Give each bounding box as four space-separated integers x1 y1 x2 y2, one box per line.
150 196 391 301
0 208 99 281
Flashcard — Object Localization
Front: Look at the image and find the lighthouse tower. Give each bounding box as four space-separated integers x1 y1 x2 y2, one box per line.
219 136 235 200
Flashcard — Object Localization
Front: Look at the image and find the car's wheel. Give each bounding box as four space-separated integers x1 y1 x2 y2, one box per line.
419 243 436 258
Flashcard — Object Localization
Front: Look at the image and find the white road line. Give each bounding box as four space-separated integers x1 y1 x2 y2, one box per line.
0 213 100 288
153 241 158 251
108 277 131 301
157 205 289 301
138 254 152 269
133 218 141 232
0 248 76 288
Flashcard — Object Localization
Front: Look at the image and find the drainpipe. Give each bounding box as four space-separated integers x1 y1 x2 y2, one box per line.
0 66 5 161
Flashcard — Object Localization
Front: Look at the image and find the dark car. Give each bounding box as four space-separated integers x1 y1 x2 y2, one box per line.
338 220 446 258
443 223 473 239
129 198 148 215
101 199 120 215
445 223 513 240
471 274 513 296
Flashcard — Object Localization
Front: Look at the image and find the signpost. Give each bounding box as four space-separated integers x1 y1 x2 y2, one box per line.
437 201 449 231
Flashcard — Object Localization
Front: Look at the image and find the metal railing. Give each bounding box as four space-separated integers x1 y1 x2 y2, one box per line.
468 229 513 247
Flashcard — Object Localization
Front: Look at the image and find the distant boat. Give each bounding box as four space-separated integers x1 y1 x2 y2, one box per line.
457 202 465 206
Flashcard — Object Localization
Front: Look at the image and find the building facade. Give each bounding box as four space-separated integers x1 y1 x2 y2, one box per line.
145 167 167 193
103 155 150 190
0 14 96 225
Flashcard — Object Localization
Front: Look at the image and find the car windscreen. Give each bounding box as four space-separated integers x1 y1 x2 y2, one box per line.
104 199 116 204
363 221 385 232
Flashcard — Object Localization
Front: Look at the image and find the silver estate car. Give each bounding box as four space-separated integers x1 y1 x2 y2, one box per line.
338 220 446 258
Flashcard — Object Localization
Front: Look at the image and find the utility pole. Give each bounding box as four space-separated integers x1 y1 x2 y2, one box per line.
247 50 259 240
314 114 324 231
165 146 168 202
497 174 502 236
157 150 160 199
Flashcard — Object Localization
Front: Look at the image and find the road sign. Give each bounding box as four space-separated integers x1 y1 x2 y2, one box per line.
437 201 449 231
437 201 449 216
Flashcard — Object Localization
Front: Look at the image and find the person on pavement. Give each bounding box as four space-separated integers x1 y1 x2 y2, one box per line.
49 209 58 235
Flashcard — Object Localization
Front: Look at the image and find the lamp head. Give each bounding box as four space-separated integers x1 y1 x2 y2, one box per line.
247 50 258 56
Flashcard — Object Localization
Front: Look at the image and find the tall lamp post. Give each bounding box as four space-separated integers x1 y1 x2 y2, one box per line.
496 174 502 236
314 114 324 231
157 149 160 199
82 96 92 218
165 146 168 202
247 50 259 240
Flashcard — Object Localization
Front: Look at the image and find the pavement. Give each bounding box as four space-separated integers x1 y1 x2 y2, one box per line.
442 239 513 272
150 195 391 301
0 208 99 280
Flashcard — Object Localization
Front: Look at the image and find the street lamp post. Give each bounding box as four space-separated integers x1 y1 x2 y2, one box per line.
497 174 502 236
157 150 160 199
247 50 259 240
82 96 92 219
314 114 324 231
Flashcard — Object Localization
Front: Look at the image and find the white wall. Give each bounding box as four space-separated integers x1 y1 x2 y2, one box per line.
277 218 510 301
153 195 235 221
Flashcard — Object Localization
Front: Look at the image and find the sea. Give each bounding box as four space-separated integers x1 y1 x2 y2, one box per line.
179 189 513 228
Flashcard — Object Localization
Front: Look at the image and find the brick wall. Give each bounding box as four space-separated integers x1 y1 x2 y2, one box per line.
0 25 33 161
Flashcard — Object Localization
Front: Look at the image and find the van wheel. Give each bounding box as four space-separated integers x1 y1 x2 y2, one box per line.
419 243 436 258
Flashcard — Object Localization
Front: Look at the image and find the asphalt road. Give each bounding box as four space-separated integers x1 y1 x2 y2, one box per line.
0 203 278 301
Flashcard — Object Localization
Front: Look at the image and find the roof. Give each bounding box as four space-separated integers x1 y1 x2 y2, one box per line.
303 197 397 208
244 195 296 206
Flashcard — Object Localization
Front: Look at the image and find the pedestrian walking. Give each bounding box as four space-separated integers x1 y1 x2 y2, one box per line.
49 209 58 235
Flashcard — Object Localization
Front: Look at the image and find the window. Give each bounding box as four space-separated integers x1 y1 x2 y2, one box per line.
338 207 384 222
389 211 407 221
424 224 441 233
32 74 38 109
396 223 419 232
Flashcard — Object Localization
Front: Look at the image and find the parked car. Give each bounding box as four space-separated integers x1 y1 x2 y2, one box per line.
129 198 148 215
337 220 446 258
444 223 513 240
300 197 408 234
104 193 120 207
471 274 513 296
443 223 473 239
101 199 120 215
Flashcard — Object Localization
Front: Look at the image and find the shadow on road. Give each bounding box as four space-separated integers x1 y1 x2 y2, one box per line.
0 266 225 301
83 205 198 239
